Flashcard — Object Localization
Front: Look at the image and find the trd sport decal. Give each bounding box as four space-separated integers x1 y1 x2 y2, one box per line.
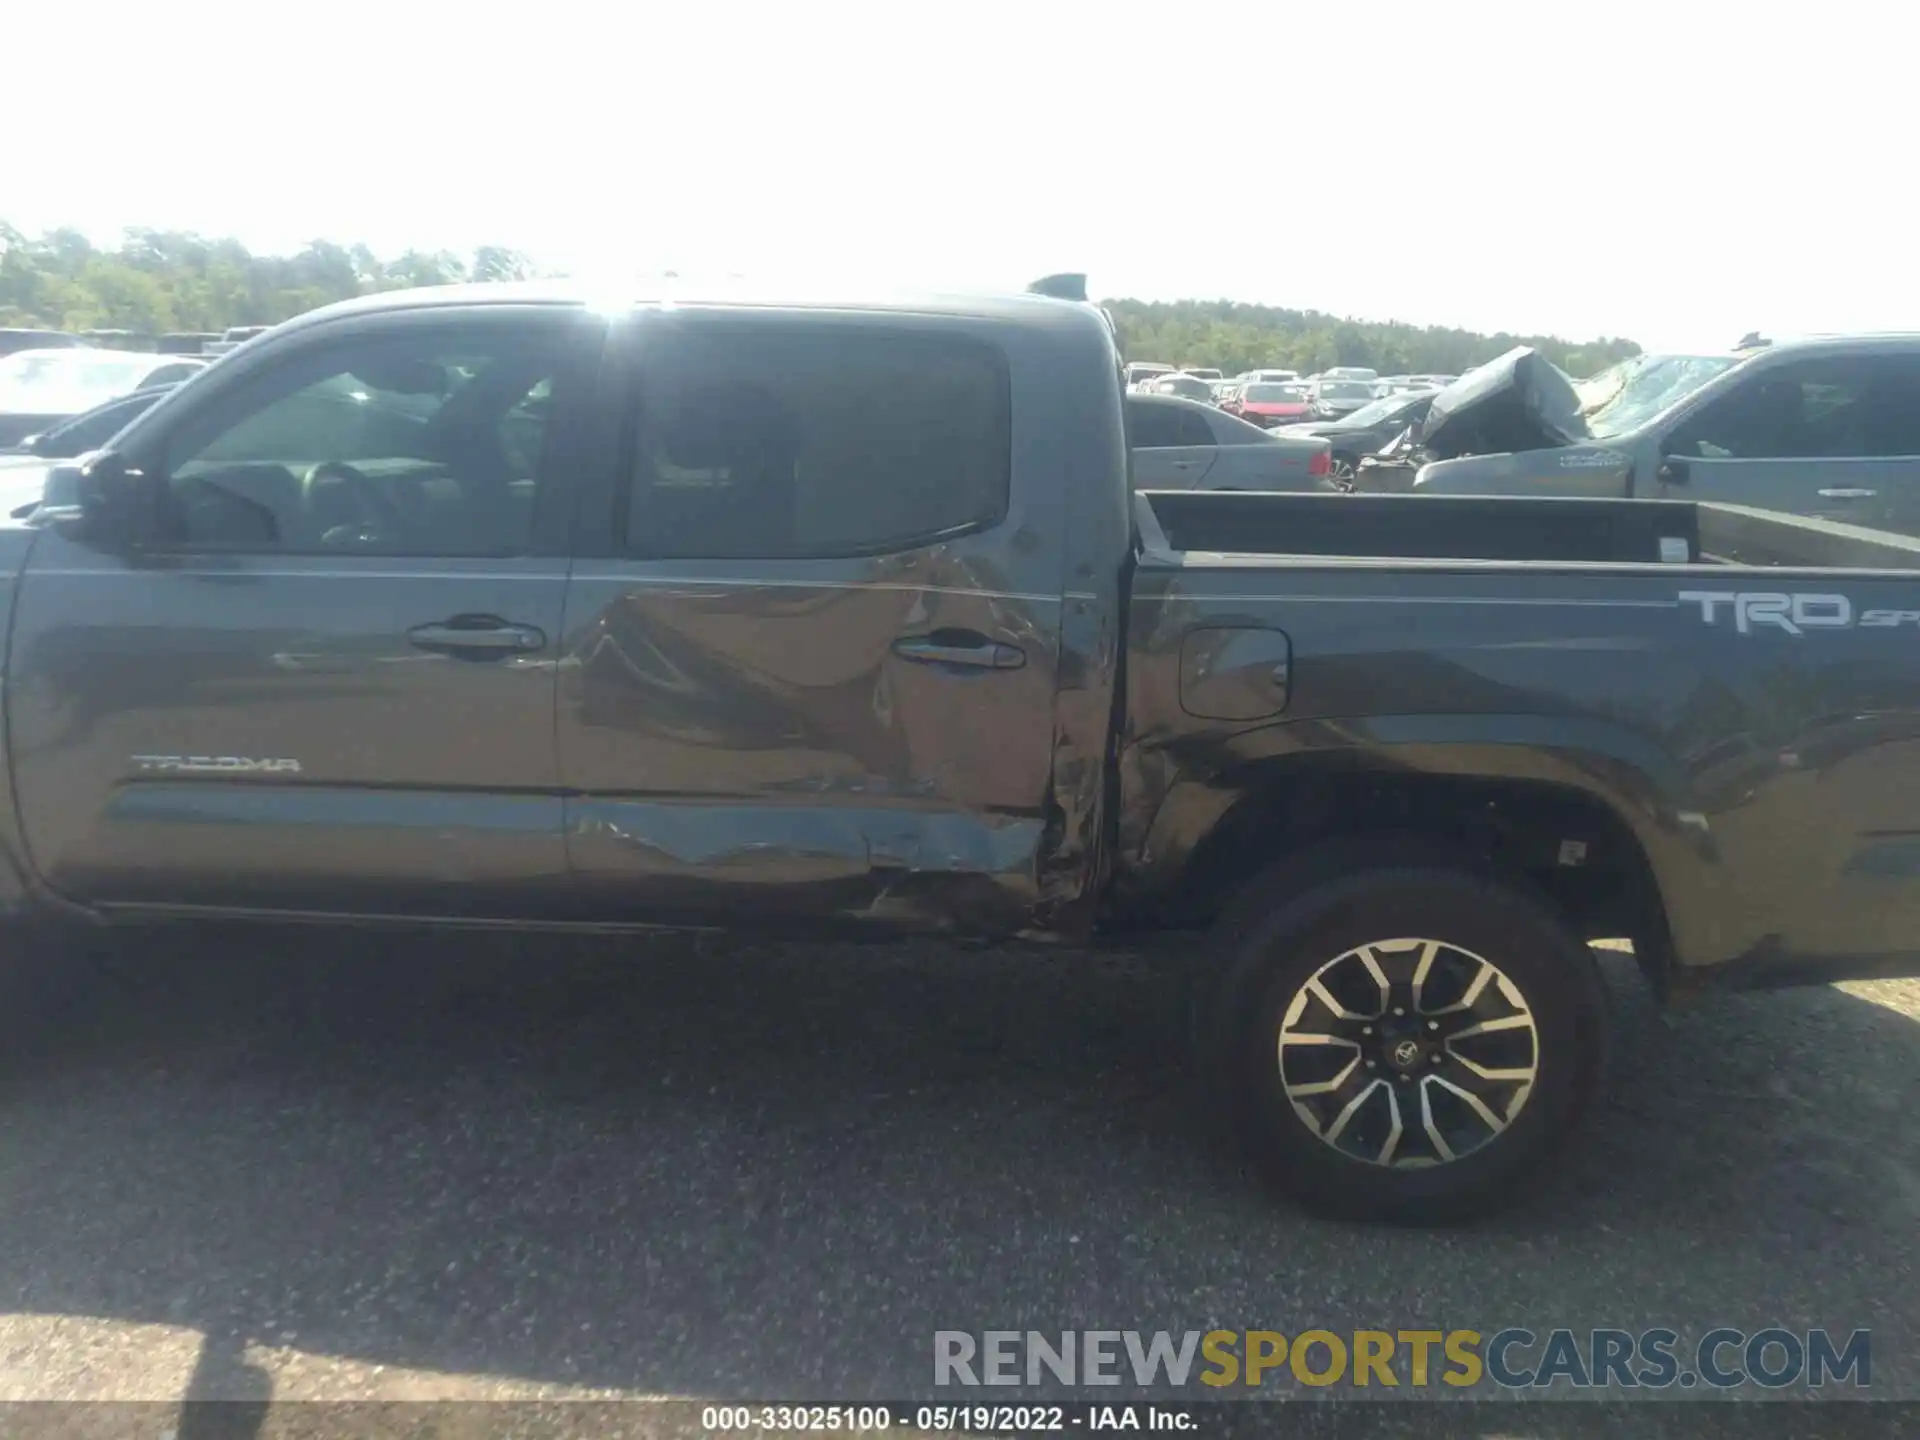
1680 590 1920 635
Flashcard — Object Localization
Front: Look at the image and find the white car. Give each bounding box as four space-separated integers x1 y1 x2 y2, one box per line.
0 348 207 449
1124 361 1177 391
1147 373 1217 403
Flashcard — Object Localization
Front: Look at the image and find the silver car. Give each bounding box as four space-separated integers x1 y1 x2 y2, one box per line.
1126 393 1332 491
1414 336 1920 536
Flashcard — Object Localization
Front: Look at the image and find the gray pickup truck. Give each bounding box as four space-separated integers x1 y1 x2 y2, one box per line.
3 280 1919 1223
1413 336 1920 537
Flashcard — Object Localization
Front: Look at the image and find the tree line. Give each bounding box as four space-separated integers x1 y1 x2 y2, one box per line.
1104 299 1641 379
0 224 1642 376
0 224 533 336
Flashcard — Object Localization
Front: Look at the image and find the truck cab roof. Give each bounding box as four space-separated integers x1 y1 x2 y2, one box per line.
275 279 1116 337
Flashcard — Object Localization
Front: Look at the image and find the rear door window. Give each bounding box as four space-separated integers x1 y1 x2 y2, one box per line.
1127 398 1185 448
1177 407 1219 446
1126 398 1214 449
624 323 1010 560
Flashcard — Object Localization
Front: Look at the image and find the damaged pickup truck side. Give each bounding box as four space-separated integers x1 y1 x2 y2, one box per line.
3 281 1919 1222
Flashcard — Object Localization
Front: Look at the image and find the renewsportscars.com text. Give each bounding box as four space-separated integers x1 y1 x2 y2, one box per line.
933 1328 1870 1391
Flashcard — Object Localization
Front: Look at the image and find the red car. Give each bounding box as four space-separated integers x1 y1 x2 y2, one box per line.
1227 381 1313 429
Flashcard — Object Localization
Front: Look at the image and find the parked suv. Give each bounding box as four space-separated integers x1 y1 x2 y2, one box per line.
1416 336 1920 535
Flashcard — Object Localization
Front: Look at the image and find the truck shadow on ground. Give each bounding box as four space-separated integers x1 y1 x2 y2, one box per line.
0 931 1915 1419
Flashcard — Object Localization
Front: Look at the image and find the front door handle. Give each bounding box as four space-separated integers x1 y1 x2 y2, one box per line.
408 616 547 656
1817 487 1877 499
893 634 1027 670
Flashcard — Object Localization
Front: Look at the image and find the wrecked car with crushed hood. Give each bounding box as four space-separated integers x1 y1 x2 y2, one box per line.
5 281 1920 1227
1338 347 1609 495
1410 346 1721 495
1411 335 1920 533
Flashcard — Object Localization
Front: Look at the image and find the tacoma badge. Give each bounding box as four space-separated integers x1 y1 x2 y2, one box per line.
129 755 303 774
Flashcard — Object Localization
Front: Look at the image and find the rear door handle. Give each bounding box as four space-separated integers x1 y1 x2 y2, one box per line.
408 616 547 656
1817 487 1877 499
893 635 1026 670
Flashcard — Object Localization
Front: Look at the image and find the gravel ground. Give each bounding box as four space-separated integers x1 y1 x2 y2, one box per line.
0 931 1914 1425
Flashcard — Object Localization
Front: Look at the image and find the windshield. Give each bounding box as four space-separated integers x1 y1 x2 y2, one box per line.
1243 383 1306 402
0 350 158 408
1581 354 1740 440
1317 381 1374 400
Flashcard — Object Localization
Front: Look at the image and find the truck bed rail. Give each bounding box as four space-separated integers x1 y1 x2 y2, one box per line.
1138 491 1920 573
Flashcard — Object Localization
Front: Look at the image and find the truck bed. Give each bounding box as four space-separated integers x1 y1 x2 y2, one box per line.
1120 485 1920 992
1139 491 1700 565
1138 490 1920 571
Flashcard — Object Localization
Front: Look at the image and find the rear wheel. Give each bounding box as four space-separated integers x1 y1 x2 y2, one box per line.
1328 453 1358 488
1199 855 1607 1223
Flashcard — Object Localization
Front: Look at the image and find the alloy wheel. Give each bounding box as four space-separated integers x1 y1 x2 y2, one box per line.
1276 937 1539 1167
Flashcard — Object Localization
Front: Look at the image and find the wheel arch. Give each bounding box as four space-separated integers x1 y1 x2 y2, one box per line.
1123 744 1707 992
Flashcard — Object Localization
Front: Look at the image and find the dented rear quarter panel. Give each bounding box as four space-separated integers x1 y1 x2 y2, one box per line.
1116 550 1920 984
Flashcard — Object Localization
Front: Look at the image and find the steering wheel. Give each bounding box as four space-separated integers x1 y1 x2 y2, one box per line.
302 461 407 548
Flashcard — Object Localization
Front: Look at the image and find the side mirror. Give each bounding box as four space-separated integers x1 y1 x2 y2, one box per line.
1657 456 1690 485
38 451 145 539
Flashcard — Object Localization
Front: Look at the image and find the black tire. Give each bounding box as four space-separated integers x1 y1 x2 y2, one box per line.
1198 845 1607 1224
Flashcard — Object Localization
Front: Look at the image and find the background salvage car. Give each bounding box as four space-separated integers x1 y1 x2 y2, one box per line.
0 349 206 448
1412 337 1920 535
1127 392 1332 489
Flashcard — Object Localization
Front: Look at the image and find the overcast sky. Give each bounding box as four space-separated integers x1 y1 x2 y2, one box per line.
6 1 1907 351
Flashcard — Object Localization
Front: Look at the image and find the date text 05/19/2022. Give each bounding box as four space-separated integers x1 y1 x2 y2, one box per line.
700 1404 1193 1432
